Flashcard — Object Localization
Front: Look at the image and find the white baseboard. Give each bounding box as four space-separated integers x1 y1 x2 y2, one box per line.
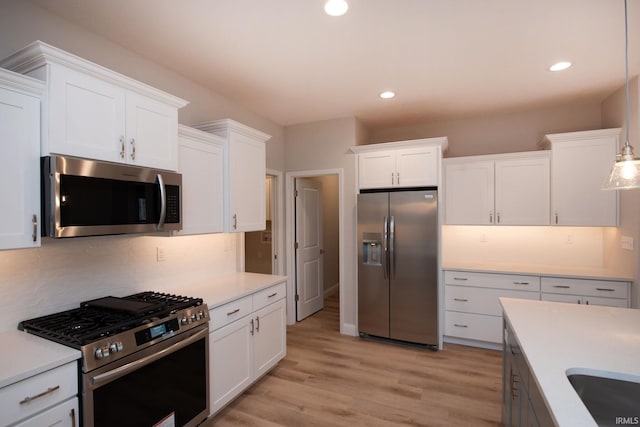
324 283 339 297
444 335 503 351
341 323 358 336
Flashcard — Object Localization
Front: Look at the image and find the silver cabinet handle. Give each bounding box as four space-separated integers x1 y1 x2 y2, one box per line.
227 308 240 316
489 211 493 223
453 298 468 302
396 172 400 185
256 316 260 332
119 136 125 158
250 319 255 335
513 282 530 285
70 408 76 427
453 277 468 281
555 212 559 224
32 214 37 242
267 292 278 298
129 138 136 160
596 288 615 292
497 212 501 224
391 172 394 185
453 324 468 328
233 214 237 230
19 385 60 405
553 285 571 289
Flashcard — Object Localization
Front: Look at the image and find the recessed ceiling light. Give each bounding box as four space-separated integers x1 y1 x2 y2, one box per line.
549 61 572 72
324 0 349 17
379 91 396 99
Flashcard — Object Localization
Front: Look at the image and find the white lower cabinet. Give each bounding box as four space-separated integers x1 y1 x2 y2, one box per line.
541 277 630 308
209 282 286 414
445 270 631 347
0 361 78 426
444 271 540 346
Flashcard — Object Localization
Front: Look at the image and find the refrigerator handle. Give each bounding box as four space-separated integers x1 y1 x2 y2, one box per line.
383 216 389 279
390 215 395 279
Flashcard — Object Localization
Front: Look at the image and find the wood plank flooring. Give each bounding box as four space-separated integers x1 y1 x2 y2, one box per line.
205 296 503 426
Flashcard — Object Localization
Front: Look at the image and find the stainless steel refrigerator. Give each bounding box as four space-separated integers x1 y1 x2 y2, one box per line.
357 189 438 346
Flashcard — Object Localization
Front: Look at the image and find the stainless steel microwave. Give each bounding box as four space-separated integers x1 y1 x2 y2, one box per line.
42 155 182 238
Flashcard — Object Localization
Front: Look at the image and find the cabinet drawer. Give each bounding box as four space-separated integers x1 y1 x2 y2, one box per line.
209 295 253 330
541 277 628 299
444 311 503 343
446 286 539 316
15 397 78 427
0 361 77 425
445 271 540 291
253 282 286 312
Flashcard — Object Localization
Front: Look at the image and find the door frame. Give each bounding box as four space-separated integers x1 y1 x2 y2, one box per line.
285 168 344 331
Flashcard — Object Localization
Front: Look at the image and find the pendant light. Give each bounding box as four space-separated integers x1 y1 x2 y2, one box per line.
603 0 640 190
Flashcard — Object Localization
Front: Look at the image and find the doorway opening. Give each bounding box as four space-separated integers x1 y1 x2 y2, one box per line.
286 169 343 331
244 170 284 276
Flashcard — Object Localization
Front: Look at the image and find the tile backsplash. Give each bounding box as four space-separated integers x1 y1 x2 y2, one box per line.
0 233 238 332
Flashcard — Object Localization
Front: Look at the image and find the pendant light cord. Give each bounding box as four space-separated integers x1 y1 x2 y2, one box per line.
625 0 631 149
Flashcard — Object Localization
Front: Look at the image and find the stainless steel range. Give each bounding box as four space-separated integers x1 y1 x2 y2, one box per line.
19 292 210 427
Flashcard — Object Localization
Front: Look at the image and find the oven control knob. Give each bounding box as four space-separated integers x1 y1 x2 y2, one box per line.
191 313 197 322
181 316 189 326
95 346 109 359
109 342 123 353
197 310 205 320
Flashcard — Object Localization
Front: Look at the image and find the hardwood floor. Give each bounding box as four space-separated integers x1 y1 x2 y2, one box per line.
206 296 503 426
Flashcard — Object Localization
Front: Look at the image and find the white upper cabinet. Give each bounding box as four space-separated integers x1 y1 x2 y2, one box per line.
542 128 620 227
444 151 550 225
176 125 225 235
196 119 271 232
353 137 448 190
0 69 44 250
0 41 187 171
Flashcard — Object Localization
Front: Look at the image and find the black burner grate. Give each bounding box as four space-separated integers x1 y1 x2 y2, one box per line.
19 292 203 348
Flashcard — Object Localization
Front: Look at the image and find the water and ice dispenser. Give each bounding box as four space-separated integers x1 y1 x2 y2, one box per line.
362 237 382 266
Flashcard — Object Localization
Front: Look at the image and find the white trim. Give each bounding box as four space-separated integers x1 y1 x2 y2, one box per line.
266 169 285 277
0 68 44 96
443 336 502 351
324 283 339 298
0 40 188 108
286 168 345 335
349 136 449 153
194 119 271 142
538 127 621 148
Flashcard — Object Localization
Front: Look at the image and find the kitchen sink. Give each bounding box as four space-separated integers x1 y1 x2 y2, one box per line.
567 373 640 427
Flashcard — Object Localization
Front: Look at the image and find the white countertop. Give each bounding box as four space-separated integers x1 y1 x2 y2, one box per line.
182 272 287 309
444 262 632 282
0 330 81 389
500 298 640 427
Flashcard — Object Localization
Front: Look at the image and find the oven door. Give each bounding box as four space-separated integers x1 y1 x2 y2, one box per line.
83 326 209 427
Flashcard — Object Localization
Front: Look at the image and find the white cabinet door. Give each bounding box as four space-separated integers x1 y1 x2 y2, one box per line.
549 130 619 226
0 81 41 250
176 126 224 235
48 64 126 163
494 156 550 225
227 133 266 232
210 315 253 414
444 160 494 224
125 92 178 170
14 398 78 427
395 146 438 187
253 299 286 378
358 150 396 189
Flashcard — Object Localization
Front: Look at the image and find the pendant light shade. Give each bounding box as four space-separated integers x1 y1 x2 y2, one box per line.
603 0 640 190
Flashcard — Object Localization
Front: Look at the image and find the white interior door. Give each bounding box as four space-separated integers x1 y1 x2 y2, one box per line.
295 178 324 321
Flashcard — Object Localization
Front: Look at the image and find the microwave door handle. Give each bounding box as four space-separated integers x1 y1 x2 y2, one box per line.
156 174 167 230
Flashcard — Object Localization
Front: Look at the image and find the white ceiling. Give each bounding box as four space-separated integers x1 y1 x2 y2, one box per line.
29 0 640 128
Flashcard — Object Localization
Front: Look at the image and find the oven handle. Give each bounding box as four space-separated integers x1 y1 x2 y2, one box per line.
90 327 208 388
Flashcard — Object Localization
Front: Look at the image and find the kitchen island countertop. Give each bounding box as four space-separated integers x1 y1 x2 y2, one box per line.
0 330 80 389
182 272 287 309
500 298 640 426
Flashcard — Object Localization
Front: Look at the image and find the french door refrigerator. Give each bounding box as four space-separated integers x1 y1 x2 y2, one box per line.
357 188 438 346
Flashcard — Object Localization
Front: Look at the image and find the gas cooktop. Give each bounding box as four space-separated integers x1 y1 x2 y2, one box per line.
19 291 204 348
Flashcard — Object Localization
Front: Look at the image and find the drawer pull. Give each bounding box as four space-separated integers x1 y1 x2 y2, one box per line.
226 308 240 316
267 292 278 298
552 285 571 289
453 298 468 302
453 324 468 328
596 288 615 292
513 281 530 285
19 385 60 405
453 277 468 281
